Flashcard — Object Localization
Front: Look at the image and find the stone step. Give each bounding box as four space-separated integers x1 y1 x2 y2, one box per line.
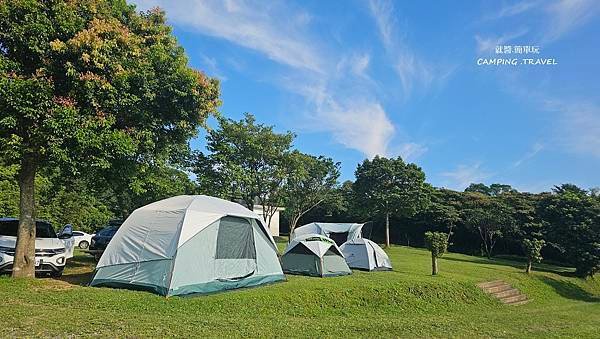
493 288 521 299
500 293 528 304
477 280 529 306
483 284 513 294
476 280 506 289
508 299 532 306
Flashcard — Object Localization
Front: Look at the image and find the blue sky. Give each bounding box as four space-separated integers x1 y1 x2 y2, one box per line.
132 0 600 192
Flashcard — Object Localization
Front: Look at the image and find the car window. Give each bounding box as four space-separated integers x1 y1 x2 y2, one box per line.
0 220 57 238
97 227 118 237
73 231 83 236
36 222 58 238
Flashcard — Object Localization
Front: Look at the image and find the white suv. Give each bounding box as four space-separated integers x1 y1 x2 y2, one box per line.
0 218 75 277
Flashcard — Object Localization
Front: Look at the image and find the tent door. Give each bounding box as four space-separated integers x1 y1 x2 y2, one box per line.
328 232 349 246
214 216 257 281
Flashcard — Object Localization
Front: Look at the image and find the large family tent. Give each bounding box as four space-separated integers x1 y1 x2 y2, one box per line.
340 238 392 271
90 195 285 296
281 234 351 277
292 222 364 246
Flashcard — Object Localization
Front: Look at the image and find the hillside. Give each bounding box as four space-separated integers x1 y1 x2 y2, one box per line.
1 245 598 337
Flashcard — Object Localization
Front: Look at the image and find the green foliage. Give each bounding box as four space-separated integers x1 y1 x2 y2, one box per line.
522 238 545 264
194 113 294 213
0 164 19 216
424 231 448 258
461 193 515 258
539 184 600 278
0 0 219 170
354 156 430 218
282 151 340 232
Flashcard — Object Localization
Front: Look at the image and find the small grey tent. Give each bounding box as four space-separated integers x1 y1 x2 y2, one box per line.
340 238 392 271
292 222 364 246
281 234 351 277
90 195 284 296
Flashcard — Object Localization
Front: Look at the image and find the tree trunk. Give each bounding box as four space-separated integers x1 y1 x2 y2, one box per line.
12 156 37 278
385 212 390 248
288 215 300 243
431 254 438 275
525 260 532 274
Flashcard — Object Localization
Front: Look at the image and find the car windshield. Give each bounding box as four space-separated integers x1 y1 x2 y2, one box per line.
97 227 118 237
0 220 57 238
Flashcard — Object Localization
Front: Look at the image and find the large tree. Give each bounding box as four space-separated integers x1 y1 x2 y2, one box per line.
283 151 340 238
540 184 600 278
353 156 430 247
462 192 515 259
0 0 219 277
194 113 294 227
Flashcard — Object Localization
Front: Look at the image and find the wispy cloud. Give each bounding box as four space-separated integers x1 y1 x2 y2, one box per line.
133 0 323 72
543 0 600 42
542 99 600 158
441 162 493 190
199 53 227 81
482 0 541 21
394 142 428 162
368 0 441 96
477 0 600 45
512 142 544 168
475 28 529 54
133 0 420 159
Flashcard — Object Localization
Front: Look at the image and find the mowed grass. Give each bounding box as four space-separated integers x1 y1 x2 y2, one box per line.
1 243 599 338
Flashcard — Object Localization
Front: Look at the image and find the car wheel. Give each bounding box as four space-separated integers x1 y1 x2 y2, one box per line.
79 240 89 249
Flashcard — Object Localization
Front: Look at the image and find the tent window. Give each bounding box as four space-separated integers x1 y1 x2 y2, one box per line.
216 216 256 259
328 232 348 246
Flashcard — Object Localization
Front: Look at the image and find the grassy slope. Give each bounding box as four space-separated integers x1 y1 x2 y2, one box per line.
1 244 598 338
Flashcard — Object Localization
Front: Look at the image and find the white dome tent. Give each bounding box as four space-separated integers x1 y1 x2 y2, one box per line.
292 222 364 246
340 238 392 271
90 195 284 296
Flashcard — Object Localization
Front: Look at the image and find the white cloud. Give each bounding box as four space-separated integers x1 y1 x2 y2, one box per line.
289 80 395 158
512 142 544 168
544 0 600 42
441 162 493 190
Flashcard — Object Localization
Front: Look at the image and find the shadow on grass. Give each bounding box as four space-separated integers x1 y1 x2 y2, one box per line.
442 255 576 276
59 254 96 286
59 271 94 286
538 276 600 302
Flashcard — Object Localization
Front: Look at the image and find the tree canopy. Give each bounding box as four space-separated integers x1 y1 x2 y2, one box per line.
0 0 219 277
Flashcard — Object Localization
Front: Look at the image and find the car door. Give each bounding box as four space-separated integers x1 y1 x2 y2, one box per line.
58 224 75 259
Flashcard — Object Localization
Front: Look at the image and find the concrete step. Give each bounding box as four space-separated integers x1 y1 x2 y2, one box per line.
476 280 506 289
500 293 528 304
493 288 521 299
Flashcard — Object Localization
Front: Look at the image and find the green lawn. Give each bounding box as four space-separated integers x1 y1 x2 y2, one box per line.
1 243 599 338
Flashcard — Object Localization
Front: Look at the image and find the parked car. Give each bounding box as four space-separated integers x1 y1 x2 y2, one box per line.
0 218 74 277
89 220 122 261
72 230 94 249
